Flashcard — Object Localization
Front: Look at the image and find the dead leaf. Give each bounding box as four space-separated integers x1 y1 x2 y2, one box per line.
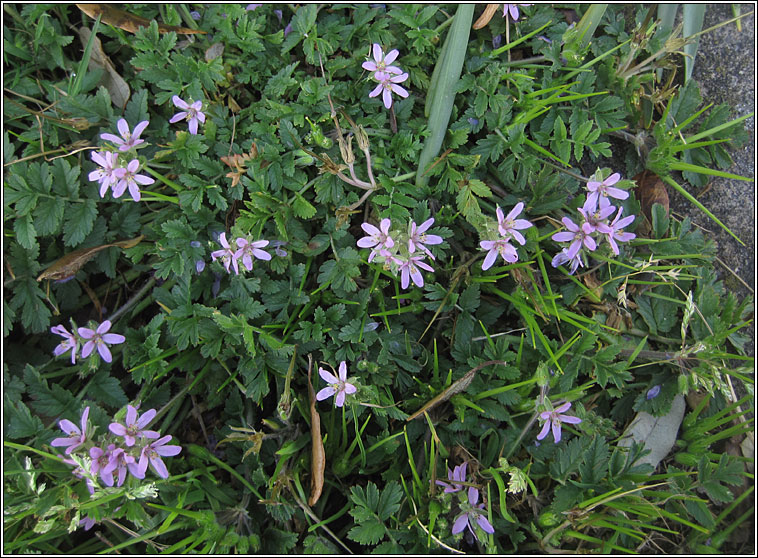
618 394 686 471
78 27 130 108
406 360 506 421
205 42 224 62
307 355 325 506
76 4 206 34
37 235 144 282
634 170 669 224
473 4 500 30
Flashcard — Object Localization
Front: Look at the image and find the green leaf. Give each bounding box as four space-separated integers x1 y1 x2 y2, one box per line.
4 396 45 439
23 364 78 418
14 214 37 250
577 436 609 485
292 193 316 219
375 481 403 521
88 372 128 408
33 197 65 236
347 519 386 546
63 200 98 246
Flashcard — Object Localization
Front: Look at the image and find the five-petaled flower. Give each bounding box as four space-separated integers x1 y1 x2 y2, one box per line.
108 405 160 447
235 238 272 271
586 172 629 209
369 72 410 109
362 43 403 77
597 206 636 255
408 218 443 260
101 118 149 152
211 232 241 275
551 216 597 259
137 435 182 479
317 361 357 407
357 218 395 262
89 151 121 196
496 203 533 245
452 487 495 538
503 4 532 21
51 324 78 364
51 406 90 454
480 238 518 270
112 159 154 202
78 320 125 363
393 254 435 289
436 462 467 493
537 401 582 443
170 96 206 135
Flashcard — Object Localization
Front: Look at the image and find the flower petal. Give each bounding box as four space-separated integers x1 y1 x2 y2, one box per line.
316 386 336 401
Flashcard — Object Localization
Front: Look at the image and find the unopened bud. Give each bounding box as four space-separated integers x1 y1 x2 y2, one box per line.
356 125 369 152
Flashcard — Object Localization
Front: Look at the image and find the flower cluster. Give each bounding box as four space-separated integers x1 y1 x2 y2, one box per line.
169 95 206 135
89 119 154 202
51 320 125 364
210 232 271 275
52 405 181 494
479 203 534 270
551 171 636 274
356 217 443 289
437 461 494 541
363 43 409 109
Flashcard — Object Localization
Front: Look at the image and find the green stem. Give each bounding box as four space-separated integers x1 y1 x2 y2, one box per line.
143 165 183 191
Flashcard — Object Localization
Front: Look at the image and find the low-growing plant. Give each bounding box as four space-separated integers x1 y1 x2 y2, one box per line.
3 3 754 554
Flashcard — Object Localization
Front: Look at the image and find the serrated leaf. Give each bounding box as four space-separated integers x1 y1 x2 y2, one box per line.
88 372 128 408
14 214 37 249
577 436 609 485
292 193 316 219
4 397 45 439
63 200 98 246
33 197 65 236
376 481 403 521
347 518 386 546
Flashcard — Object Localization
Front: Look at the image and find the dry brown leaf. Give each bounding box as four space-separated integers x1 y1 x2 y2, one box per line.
205 42 224 62
78 27 130 108
307 355 325 506
634 170 669 224
473 4 500 30
37 235 144 282
76 4 206 34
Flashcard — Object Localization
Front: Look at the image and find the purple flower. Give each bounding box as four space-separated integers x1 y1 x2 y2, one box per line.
586 172 629 209
283 22 293 37
112 159 154 202
551 247 584 274
210 232 241 275
503 3 532 21
170 96 206 135
357 218 394 262
496 203 533 245
51 324 78 364
537 401 582 443
393 255 434 289
646 385 661 400
436 461 467 493
369 72 409 109
316 361 357 407
190 10 201 20
108 405 160 447
103 446 138 485
452 487 495 538
596 207 636 255
138 435 182 479
88 151 121 197
89 445 115 487
79 517 97 531
577 196 616 234
271 240 288 257
246 3 262 10
50 406 90 454
551 216 596 259
492 34 503 49
77 320 125 363
408 218 443 260
480 238 518 270
100 119 149 152
362 43 403 77
235 238 271 271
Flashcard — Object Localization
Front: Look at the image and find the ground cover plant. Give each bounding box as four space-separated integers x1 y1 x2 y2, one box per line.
3 3 755 554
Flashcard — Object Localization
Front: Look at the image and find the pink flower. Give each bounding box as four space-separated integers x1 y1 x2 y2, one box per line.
537 401 582 443
551 247 584 274
108 405 160 447
170 96 206 135
577 197 616 234
586 172 629 209
480 238 518 270
77 320 125 363
137 435 182 479
88 151 121 197
496 203 533 245
503 4 532 21
436 461 467 493
369 72 409 109
357 218 394 262
393 255 434 289
50 406 90 454
112 159 154 202
89 445 116 487
210 232 241 274
235 238 271 271
551 216 596 259
597 207 636 255
51 324 77 364
362 43 403 76
408 218 443 260
100 119 149 152
316 361 357 407
452 487 495 538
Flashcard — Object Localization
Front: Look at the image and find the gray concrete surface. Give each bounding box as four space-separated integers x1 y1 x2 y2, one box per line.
670 3 755 356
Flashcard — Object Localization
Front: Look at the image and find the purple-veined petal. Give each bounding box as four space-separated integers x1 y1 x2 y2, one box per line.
384 48 399 64
369 83 383 98
382 87 392 109
554 402 572 414
551 420 562 443
136 409 157 429
170 112 187 123
81 341 95 358
559 414 582 424
482 248 498 271
338 361 348 382
172 96 189 110
116 119 129 137
335 390 346 407
97 343 112 362
452 513 469 535
319 368 339 384
344 382 357 395
536 420 551 440
316 386 336 401
476 513 495 534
